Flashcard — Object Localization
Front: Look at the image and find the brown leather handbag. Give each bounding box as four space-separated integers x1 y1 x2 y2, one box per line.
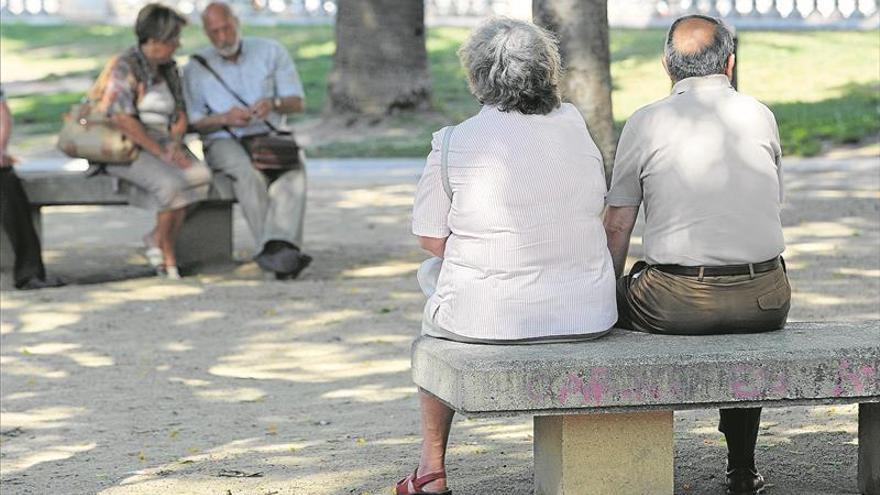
240 130 302 171
191 55 302 171
57 66 139 164
57 102 140 164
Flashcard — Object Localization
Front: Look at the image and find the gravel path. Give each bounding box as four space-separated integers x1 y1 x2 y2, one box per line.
1 150 878 495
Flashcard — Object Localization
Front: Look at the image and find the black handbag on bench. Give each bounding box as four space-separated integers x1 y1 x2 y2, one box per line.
191 54 302 171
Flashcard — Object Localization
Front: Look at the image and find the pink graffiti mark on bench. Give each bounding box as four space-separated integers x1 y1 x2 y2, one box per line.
832 360 876 397
730 366 790 400
731 365 762 399
557 368 608 406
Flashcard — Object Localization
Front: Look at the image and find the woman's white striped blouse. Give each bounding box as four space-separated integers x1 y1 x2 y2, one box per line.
412 103 618 341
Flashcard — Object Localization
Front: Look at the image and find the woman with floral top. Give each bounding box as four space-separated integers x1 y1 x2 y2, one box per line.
93 3 211 279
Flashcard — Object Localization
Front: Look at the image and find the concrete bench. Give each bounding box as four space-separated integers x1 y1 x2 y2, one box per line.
0 170 237 270
412 321 880 494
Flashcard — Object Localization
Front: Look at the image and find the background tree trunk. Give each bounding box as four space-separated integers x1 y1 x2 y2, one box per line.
533 0 616 183
327 0 432 116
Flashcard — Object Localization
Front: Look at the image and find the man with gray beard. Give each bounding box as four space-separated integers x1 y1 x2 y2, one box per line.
184 2 310 279
604 15 790 495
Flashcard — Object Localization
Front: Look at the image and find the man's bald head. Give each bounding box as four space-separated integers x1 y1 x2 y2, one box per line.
663 15 734 83
202 2 236 25
201 2 241 58
671 17 717 55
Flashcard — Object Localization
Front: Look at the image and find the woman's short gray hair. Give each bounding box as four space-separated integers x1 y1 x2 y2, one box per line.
135 3 187 45
458 17 563 115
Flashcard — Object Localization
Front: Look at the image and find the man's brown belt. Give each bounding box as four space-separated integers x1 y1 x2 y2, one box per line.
653 257 781 277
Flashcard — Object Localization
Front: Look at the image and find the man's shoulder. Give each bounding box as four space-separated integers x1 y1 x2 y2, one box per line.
623 97 669 131
730 91 776 121
244 37 285 52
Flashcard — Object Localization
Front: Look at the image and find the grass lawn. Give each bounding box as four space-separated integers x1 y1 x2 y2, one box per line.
1 23 878 157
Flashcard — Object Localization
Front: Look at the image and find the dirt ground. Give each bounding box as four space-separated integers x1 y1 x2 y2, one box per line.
0 144 878 495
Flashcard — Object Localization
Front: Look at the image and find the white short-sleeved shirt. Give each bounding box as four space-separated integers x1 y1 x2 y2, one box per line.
412 104 618 341
183 37 304 140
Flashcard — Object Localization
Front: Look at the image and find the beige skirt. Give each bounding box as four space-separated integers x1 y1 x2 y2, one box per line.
107 145 211 212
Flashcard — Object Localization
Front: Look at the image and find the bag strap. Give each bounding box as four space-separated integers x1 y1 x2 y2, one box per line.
440 125 456 200
191 54 280 133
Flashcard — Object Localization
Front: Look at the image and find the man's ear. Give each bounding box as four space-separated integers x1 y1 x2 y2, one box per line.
725 53 736 80
661 55 670 77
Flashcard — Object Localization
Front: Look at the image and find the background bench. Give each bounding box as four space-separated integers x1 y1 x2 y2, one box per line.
0 170 237 270
412 321 880 495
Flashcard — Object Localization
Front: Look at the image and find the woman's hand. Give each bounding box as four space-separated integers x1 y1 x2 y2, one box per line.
162 142 192 169
1 152 17 168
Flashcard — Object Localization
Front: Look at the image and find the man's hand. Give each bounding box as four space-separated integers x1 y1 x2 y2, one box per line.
1 152 17 168
162 142 192 170
250 98 273 120
224 106 252 127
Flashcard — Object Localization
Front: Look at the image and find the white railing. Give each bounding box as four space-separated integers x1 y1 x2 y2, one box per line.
647 0 880 28
1 0 877 29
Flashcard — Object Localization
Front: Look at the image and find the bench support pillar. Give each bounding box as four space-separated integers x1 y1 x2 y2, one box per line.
534 411 673 495
860 402 880 495
176 202 233 266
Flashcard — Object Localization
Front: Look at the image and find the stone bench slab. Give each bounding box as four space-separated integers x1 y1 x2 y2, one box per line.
1 171 238 270
17 170 236 205
412 321 880 416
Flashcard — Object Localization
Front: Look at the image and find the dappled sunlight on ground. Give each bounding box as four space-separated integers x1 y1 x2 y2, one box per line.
193 387 267 403
335 184 417 209
321 384 415 403
1 355 69 379
13 311 82 334
1 440 97 475
0 156 876 494
1 406 86 430
342 261 421 279
210 338 411 383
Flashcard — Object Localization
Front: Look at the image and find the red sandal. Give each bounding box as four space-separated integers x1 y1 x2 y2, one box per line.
395 468 452 495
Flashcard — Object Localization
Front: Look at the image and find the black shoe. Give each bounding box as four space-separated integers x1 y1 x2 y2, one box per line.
16 275 66 290
254 241 301 274
275 253 312 280
726 466 765 495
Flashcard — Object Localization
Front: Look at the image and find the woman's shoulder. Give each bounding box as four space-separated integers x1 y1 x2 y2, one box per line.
102 49 139 78
555 102 586 122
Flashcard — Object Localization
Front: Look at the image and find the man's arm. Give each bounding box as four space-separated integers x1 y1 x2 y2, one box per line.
190 107 253 134
604 206 639 278
418 236 447 259
252 40 306 119
251 95 304 120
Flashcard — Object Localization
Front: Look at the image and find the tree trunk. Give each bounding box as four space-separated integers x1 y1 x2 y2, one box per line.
533 0 616 183
327 0 432 116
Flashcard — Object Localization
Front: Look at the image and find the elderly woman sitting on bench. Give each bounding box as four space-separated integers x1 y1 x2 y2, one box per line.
94 3 212 279
397 17 618 495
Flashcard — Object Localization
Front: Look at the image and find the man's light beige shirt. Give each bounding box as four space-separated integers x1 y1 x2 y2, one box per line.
607 74 785 266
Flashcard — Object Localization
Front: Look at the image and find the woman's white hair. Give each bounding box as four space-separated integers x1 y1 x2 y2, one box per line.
458 17 563 115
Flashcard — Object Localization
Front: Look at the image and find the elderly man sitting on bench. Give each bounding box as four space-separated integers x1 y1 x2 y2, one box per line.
604 15 791 495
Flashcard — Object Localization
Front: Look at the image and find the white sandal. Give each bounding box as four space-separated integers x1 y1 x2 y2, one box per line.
157 266 181 280
144 247 163 269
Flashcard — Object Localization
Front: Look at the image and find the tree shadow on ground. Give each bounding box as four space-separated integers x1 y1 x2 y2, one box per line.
1 153 877 494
